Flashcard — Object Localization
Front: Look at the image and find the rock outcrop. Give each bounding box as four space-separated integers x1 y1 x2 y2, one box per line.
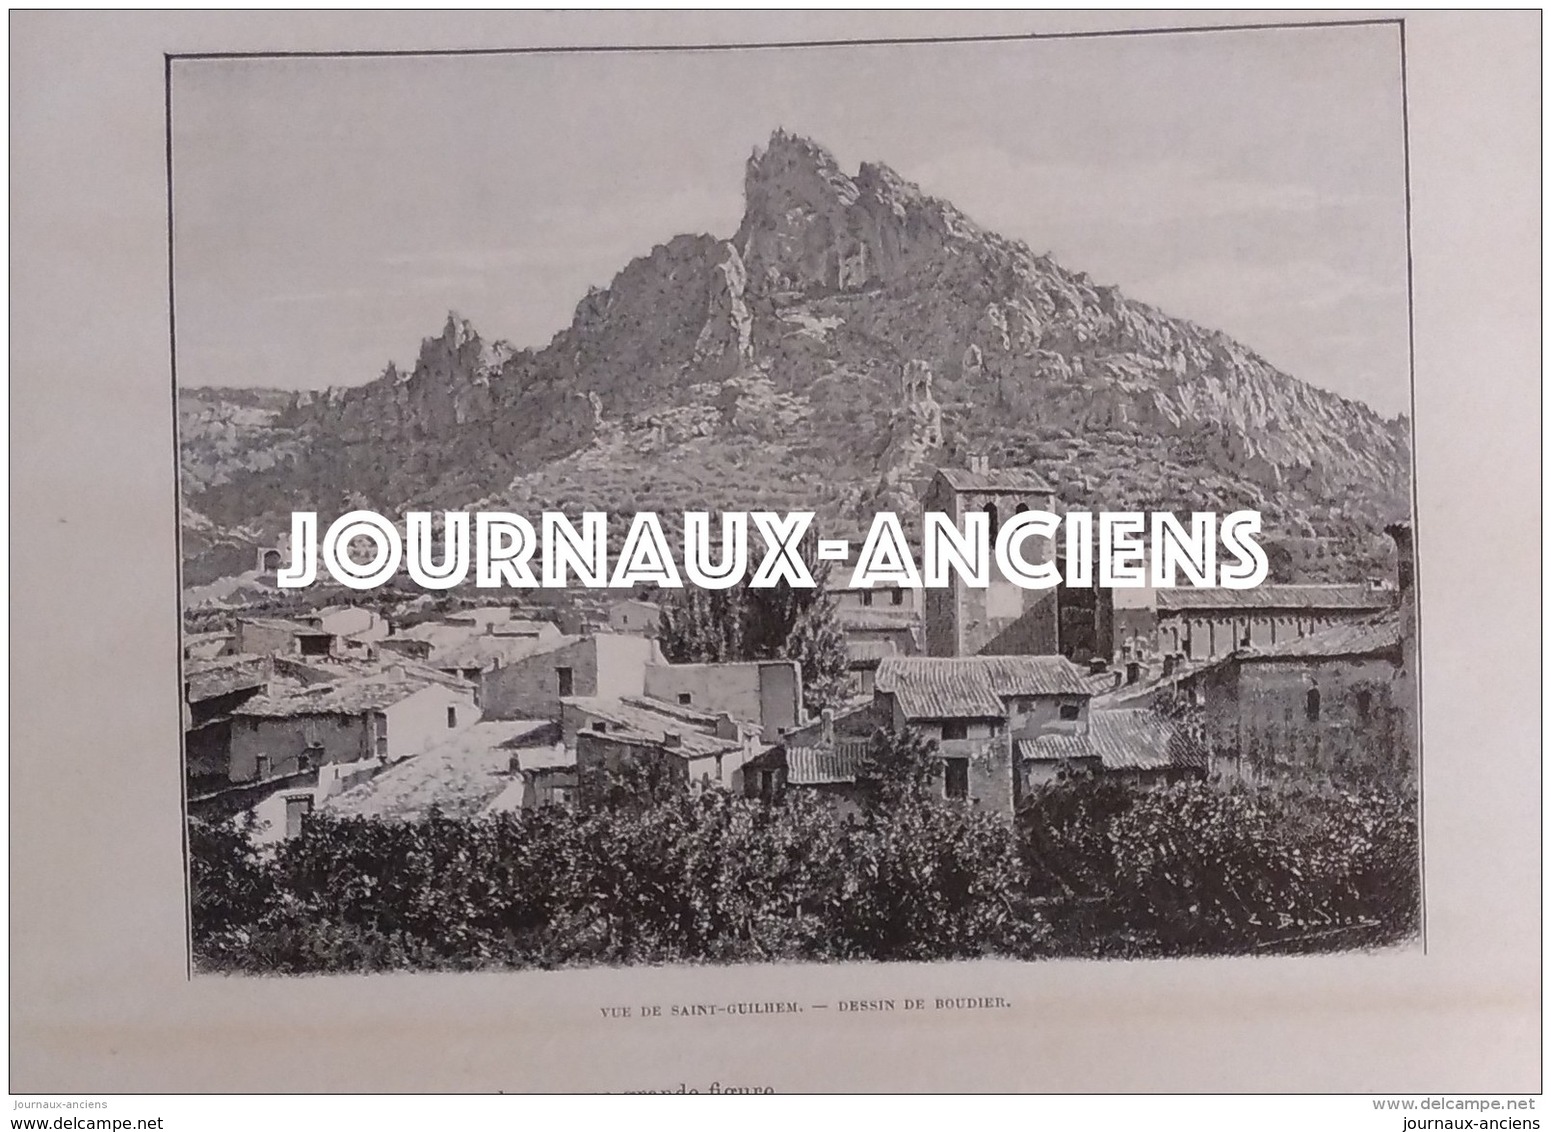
868 360 946 516
183 129 1411 584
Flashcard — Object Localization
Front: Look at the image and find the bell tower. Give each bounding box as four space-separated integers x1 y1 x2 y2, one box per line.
921 455 1060 657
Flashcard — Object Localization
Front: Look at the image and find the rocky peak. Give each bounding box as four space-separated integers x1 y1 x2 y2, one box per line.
868 359 946 517
741 129 859 215
187 130 1411 587
735 130 1000 296
412 311 514 386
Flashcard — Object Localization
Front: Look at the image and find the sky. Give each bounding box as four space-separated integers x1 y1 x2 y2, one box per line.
171 23 1412 416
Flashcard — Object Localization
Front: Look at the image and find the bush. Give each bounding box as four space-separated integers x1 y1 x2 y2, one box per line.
189 755 1420 972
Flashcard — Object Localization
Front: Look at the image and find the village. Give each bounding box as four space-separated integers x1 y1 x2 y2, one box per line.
183 457 1418 845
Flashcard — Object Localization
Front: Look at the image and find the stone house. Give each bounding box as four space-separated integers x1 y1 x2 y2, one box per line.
1018 707 1208 788
1180 522 1418 793
476 633 660 720
235 616 336 659
182 629 236 662
300 605 388 643
513 744 578 809
920 458 1060 659
641 658 802 742
835 581 918 618
558 695 761 806
1190 612 1412 792
872 655 1093 814
834 607 922 697
741 700 881 811
607 598 662 637
227 668 480 786
190 667 480 843
427 629 576 710
1152 584 1393 663
183 653 272 792
322 719 551 823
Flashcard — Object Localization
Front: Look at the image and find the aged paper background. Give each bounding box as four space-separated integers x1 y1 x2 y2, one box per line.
10 10 1540 1092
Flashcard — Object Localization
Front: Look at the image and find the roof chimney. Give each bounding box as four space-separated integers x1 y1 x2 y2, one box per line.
967 452 990 475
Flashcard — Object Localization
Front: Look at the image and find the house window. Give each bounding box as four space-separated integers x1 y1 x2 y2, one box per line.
889 588 904 607
985 503 1000 541
591 721 608 733
860 591 874 607
944 757 969 800
299 745 322 773
1355 690 1372 722
446 706 458 729
374 713 388 757
556 667 574 696
1305 687 1322 723
941 721 968 741
1059 703 1081 722
284 795 313 839
678 692 693 705
254 754 271 780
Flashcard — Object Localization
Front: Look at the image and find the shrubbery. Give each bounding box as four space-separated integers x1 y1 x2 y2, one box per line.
190 738 1419 974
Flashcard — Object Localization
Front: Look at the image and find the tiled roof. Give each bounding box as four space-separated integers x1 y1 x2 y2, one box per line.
1088 709 1209 771
845 638 904 665
564 695 742 759
391 622 478 650
445 606 524 626
239 616 332 636
1238 612 1403 661
515 744 576 773
1015 734 1100 763
785 744 864 785
836 608 922 631
324 720 546 820
235 670 469 718
1018 709 1208 772
432 633 576 671
185 653 269 702
1156 585 1391 613
611 599 662 614
875 656 1091 719
490 619 561 636
184 630 233 648
275 655 474 693
935 467 1055 494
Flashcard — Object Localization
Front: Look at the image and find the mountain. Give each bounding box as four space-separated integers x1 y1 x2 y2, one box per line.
180 129 1412 587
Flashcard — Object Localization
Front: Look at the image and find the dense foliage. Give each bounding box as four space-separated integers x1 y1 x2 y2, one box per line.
191 734 1419 974
656 544 849 716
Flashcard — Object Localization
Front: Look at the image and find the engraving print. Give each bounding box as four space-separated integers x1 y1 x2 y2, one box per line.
175 25 1422 974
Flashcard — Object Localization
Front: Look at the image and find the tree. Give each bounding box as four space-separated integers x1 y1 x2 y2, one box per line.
658 541 850 715
187 812 277 967
854 726 940 808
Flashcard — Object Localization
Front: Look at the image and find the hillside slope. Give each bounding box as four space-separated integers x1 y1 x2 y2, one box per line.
181 130 1411 586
